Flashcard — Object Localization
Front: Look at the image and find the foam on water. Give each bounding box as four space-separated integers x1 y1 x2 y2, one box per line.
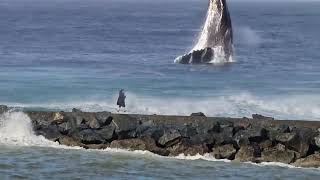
0 111 81 149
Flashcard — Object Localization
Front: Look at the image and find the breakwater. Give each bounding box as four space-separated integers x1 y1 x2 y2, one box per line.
1 105 320 168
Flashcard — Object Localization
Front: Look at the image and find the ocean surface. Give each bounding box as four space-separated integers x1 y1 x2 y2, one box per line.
1 0 320 179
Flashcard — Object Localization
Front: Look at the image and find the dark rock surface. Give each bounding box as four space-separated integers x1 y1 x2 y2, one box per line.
7 107 319 168
0 105 8 114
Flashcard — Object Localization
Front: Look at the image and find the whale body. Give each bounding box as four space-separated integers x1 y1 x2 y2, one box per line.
175 0 233 64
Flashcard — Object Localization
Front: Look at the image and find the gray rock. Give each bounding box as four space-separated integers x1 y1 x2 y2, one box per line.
112 114 138 134
288 128 315 157
235 146 259 162
74 129 104 144
252 114 274 120
234 127 268 147
190 112 206 117
95 112 113 126
275 133 296 143
261 144 296 164
158 129 182 147
212 144 237 160
168 139 209 156
110 139 147 151
293 153 320 168
0 105 8 114
34 124 61 141
96 124 116 141
72 108 82 113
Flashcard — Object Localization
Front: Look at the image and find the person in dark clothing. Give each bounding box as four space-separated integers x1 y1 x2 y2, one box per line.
117 89 126 112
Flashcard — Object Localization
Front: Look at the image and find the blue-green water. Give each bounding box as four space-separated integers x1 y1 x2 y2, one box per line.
1 0 320 179
1 0 320 120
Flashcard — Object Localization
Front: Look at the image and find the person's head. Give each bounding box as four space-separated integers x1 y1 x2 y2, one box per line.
120 89 124 93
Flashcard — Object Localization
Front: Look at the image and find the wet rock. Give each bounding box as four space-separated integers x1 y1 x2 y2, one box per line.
72 129 104 144
58 136 84 147
235 145 261 162
180 125 198 138
0 105 8 114
95 112 113 126
259 140 273 150
288 128 315 157
86 117 101 129
293 153 320 168
234 127 268 147
110 139 147 151
275 133 296 143
212 144 237 160
261 144 296 164
96 124 116 141
34 124 61 141
212 126 234 145
158 129 181 147
112 114 138 138
190 112 206 117
85 144 110 150
168 140 209 156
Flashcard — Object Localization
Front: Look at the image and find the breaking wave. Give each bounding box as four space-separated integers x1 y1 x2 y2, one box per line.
0 111 80 149
2 92 320 120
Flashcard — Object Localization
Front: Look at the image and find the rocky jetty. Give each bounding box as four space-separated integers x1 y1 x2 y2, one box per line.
1 105 320 168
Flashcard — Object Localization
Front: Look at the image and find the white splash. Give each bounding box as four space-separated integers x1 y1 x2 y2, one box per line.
0 111 80 149
3 92 320 121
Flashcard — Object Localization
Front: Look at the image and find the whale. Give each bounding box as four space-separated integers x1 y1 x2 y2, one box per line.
175 0 233 64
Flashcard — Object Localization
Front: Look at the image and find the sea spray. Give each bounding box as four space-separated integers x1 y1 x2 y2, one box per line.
4 93 320 120
0 111 79 149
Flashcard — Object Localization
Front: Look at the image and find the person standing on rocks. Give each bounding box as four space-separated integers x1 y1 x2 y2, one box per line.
117 89 126 112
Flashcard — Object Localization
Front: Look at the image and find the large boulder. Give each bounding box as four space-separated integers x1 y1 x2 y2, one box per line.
261 144 296 164
234 127 268 147
95 112 113 126
112 114 138 139
96 124 116 142
167 139 209 156
72 129 104 144
211 126 235 146
235 145 261 162
34 124 61 141
293 153 320 168
212 144 237 160
287 128 315 157
158 129 182 147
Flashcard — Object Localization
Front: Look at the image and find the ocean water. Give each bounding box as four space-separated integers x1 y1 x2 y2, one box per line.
1 0 320 120
1 0 320 179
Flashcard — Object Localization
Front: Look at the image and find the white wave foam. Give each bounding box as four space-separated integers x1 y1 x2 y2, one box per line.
0 111 81 149
2 92 320 120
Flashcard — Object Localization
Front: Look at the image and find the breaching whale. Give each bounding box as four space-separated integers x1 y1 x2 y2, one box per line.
175 0 233 64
